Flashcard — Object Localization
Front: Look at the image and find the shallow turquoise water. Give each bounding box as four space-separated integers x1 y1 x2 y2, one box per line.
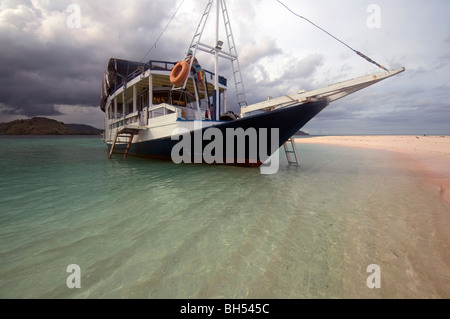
0 136 449 298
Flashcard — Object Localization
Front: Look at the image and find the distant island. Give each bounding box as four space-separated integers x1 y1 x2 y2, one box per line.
0 117 103 135
0 117 308 137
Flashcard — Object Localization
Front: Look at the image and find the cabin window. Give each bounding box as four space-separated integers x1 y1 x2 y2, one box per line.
171 91 187 107
153 91 169 105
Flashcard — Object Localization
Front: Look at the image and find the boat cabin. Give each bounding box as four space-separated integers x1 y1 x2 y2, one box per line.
101 59 229 135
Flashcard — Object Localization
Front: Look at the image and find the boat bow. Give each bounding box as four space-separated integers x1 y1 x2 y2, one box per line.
240 67 405 116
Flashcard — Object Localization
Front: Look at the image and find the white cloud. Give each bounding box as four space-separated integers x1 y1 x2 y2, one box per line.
239 37 283 67
0 4 40 32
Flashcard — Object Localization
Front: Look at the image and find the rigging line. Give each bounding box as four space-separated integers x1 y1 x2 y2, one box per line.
276 0 388 71
140 0 185 64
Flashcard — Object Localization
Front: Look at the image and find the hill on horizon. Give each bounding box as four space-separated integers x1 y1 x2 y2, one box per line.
0 117 103 135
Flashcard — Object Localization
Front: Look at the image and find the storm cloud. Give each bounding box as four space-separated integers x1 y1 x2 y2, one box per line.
0 0 178 126
0 0 449 134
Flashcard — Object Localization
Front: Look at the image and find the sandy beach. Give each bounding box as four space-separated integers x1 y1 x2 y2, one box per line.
296 135 450 205
296 135 450 298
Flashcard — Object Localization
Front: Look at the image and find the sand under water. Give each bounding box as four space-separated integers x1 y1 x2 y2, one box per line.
297 135 450 298
0 135 449 298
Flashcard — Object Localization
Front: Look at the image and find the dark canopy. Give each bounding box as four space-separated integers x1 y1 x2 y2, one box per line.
100 58 144 112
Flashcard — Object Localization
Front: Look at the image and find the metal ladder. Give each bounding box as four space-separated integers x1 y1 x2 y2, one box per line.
173 0 213 91
221 0 247 108
284 138 300 166
174 0 247 109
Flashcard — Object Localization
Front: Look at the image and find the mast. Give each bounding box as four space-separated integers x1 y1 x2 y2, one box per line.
214 0 220 121
181 0 247 120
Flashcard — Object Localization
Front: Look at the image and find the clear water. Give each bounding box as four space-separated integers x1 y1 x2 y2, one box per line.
0 136 449 298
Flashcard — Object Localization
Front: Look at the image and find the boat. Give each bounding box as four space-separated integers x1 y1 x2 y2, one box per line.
100 0 404 170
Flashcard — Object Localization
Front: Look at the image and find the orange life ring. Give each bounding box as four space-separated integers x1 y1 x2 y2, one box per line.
170 61 190 86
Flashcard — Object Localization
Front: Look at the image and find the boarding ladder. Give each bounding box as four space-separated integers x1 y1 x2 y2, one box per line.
108 127 139 159
284 138 300 166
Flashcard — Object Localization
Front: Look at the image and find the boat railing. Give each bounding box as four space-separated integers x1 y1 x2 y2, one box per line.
109 60 226 97
148 103 177 119
106 61 168 96
148 60 176 72
108 111 141 130
147 60 224 85
108 103 184 133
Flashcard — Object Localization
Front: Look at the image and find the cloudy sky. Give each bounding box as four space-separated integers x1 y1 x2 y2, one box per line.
1 0 449 134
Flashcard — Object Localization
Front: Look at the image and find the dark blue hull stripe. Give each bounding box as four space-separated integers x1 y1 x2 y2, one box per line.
109 100 328 166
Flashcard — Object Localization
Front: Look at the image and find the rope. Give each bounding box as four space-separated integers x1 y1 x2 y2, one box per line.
276 0 388 71
140 0 185 63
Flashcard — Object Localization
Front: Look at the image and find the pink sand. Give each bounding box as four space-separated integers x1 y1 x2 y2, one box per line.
296 135 450 205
